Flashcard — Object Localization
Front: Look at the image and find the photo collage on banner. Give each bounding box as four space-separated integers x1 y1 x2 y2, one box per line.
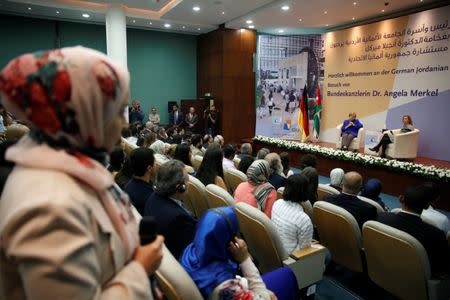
255 34 325 140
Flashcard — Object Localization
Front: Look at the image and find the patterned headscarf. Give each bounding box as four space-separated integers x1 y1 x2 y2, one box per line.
330 168 344 187
246 159 274 211
0 47 139 261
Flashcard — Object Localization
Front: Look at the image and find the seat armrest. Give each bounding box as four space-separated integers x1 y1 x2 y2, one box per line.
290 244 326 260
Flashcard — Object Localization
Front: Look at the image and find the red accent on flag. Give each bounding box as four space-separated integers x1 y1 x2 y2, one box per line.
300 85 309 137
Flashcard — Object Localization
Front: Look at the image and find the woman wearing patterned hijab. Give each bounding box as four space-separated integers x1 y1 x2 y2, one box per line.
234 159 277 218
0 47 163 299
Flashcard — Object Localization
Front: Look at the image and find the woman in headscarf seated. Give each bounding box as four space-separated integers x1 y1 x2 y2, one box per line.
360 178 387 210
301 167 319 204
265 152 286 190
150 139 170 163
234 160 277 218
180 207 299 300
329 168 344 192
0 47 164 299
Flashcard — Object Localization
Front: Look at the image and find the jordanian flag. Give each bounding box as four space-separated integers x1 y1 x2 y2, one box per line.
313 86 322 139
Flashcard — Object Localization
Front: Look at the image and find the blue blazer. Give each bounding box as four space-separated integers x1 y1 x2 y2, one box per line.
144 192 197 259
169 111 184 126
341 119 363 137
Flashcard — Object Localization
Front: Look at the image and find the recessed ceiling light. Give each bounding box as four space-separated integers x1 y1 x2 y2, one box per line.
248 25 255 29
326 24 329 26
164 23 171 28
197 28 201 30
299 18 302 22
246 20 253 24
82 13 90 18
419 0 423 2
149 21 152 25
281 5 290 11
221 11 225 15
278 29 284 33
193 6 200 11
56 11 60 14
352 17 355 20
324 11 328 14
381 9 385 12
182 25 186 29
353 2 357 5
132 19 136 23
27 7 31 10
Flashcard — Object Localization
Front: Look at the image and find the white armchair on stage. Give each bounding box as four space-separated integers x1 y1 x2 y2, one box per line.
336 124 365 151
385 129 420 159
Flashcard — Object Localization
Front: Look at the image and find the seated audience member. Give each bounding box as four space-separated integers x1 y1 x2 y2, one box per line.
190 134 203 157
157 127 168 142
301 167 319 204
234 160 277 218
300 154 317 169
272 174 313 253
421 182 450 234
148 106 160 126
150 140 170 163
202 134 213 151
144 160 197 259
129 100 144 124
360 178 387 210
124 148 155 215
166 144 177 159
142 131 156 148
370 115 414 158
222 144 236 170
238 143 253 158
280 152 294 177
174 143 195 175
121 127 132 140
196 147 227 190
114 156 133 189
0 47 163 298
107 145 125 176
181 207 298 300
329 168 344 192
213 135 225 148
325 172 377 229
340 112 363 150
265 152 286 190
126 124 139 145
145 121 155 132
377 184 449 276
166 127 182 144
238 155 255 174
256 147 270 159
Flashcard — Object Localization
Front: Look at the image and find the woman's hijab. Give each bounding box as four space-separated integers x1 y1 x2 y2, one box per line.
0 47 139 259
361 178 382 201
301 167 319 204
247 159 274 211
150 140 166 155
330 168 344 188
180 207 239 298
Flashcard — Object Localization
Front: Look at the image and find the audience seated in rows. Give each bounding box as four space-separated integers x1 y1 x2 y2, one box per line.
107 145 125 176
324 171 377 229
157 127 169 142
234 159 277 218
190 134 203 157
124 148 155 215
174 143 195 175
301 167 319 204
272 174 313 253
142 131 156 148
256 147 270 159
238 142 253 158
329 168 344 192
222 144 237 170
420 182 450 234
360 178 387 210
213 135 224 148
202 134 213 153
150 140 170 162
180 207 298 300
300 154 317 170
114 156 133 189
144 160 197 259
238 155 255 174
265 152 286 190
196 147 227 191
280 151 294 177
377 184 449 276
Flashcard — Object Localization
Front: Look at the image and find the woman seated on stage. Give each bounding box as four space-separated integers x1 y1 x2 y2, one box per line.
340 112 363 150
234 160 277 218
180 207 299 300
369 115 414 158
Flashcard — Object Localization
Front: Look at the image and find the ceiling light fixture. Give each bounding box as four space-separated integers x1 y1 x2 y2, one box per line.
221 11 225 15
281 5 290 11
353 2 357 5
352 17 355 20
381 9 385 12
164 23 171 28
132 19 136 23
56 11 60 14
326 24 329 26
82 13 90 18
193 6 200 11
197 28 201 30
299 18 302 21
246 20 253 24
278 29 284 33
28 7 31 10
248 25 255 29
149 21 152 25
324 11 328 14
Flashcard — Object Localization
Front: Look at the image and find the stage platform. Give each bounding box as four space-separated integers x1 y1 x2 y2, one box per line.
248 138 450 211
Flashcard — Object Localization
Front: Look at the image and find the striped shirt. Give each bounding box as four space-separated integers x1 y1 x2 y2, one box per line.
271 199 313 253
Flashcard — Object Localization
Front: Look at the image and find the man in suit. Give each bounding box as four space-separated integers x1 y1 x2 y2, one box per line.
124 148 155 216
144 160 197 259
128 100 144 124
185 106 198 133
377 184 449 276
169 104 183 127
324 171 377 229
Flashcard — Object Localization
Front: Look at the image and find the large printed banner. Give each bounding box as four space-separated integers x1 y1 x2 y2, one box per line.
321 5 450 161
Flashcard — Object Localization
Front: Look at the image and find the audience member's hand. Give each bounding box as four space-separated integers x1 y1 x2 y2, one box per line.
133 235 164 274
228 237 249 263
